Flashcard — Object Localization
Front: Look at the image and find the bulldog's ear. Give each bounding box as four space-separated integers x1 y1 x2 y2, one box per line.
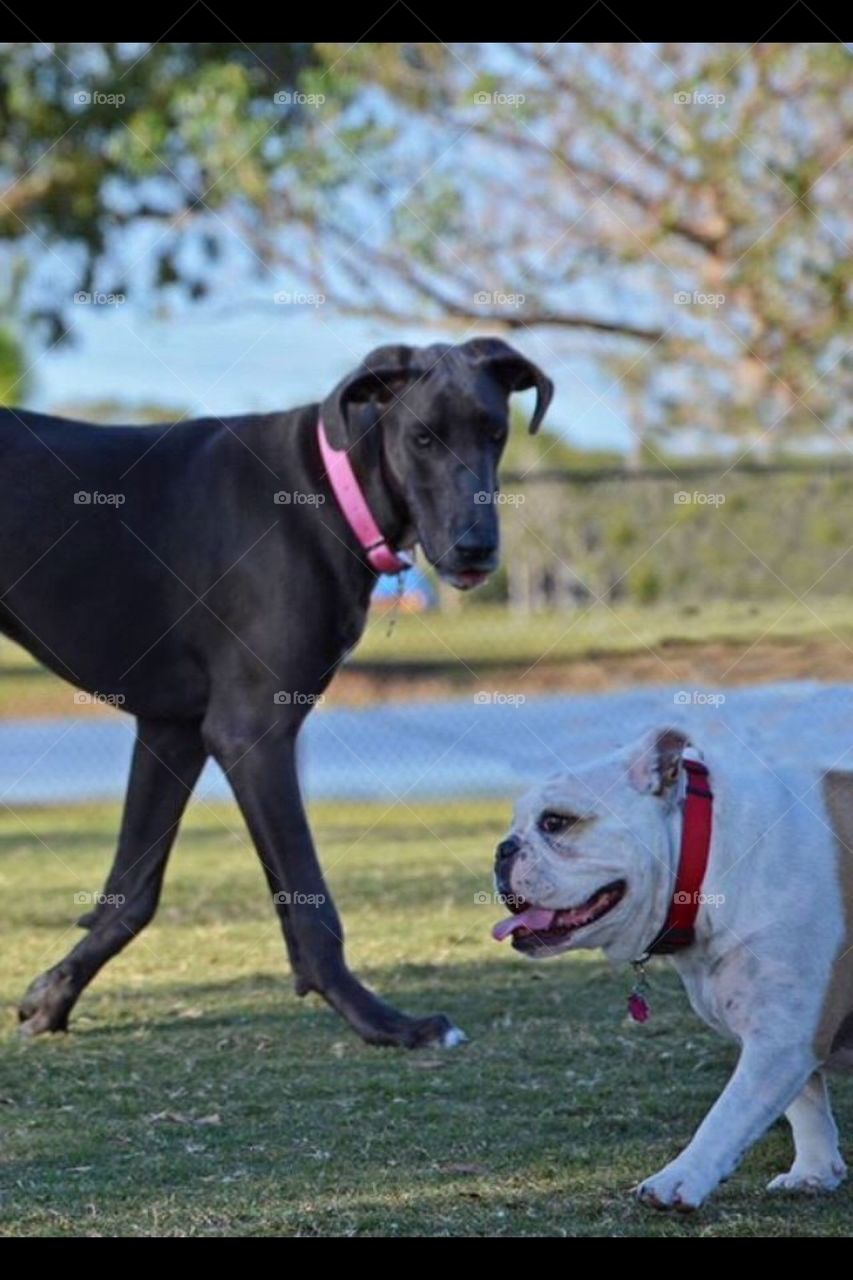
628 728 690 797
461 337 554 434
321 344 417 450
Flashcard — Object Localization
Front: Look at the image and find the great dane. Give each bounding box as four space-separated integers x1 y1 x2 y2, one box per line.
2 337 552 1048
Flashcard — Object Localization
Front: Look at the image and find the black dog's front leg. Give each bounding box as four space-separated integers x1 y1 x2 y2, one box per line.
207 717 463 1049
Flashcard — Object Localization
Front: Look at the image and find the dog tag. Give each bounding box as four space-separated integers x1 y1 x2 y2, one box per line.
627 960 650 1022
628 990 650 1022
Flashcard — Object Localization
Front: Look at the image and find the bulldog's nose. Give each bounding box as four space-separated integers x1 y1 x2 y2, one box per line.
496 836 520 863
495 836 521 901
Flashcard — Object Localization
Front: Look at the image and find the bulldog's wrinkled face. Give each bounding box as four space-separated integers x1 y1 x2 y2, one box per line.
492 728 690 962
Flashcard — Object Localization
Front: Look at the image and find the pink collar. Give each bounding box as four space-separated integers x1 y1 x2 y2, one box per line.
317 418 412 575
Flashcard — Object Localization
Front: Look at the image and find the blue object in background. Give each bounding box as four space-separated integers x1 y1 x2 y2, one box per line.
371 565 438 611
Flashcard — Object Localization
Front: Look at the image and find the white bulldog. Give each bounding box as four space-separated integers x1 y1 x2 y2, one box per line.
492 726 853 1210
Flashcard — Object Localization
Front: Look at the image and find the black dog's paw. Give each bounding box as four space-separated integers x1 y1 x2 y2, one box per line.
395 1013 468 1050
17 966 77 1037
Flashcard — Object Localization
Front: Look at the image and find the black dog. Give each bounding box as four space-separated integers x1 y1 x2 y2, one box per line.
2 337 552 1047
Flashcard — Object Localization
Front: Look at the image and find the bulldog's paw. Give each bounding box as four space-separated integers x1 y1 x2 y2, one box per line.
636 1162 713 1212
767 1162 846 1195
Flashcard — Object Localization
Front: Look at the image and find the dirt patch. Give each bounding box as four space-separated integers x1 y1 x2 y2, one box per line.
2 638 851 719
335 638 853 704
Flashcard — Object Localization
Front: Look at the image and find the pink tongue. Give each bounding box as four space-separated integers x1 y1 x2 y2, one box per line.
492 906 557 942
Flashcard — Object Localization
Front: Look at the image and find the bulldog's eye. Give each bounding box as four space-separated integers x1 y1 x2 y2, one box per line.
538 811 580 836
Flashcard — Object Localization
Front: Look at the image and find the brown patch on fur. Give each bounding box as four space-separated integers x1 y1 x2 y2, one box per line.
816 771 853 1066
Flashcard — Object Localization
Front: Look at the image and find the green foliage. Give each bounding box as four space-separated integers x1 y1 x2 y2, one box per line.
0 43 323 339
500 465 853 606
47 398 189 425
1 41 850 455
628 566 662 606
0 327 28 403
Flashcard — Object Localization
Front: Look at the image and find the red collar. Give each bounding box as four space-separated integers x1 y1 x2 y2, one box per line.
645 758 713 955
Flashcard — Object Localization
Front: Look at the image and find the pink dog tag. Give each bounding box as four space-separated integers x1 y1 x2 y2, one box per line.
628 991 650 1022
627 960 650 1022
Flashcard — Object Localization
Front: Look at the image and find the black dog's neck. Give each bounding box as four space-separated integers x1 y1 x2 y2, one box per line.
311 404 412 562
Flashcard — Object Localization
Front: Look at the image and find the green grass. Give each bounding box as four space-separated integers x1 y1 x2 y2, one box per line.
2 595 853 718
357 596 853 667
1 799 852 1236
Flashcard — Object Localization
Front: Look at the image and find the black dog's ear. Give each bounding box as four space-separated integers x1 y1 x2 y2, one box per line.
321 344 417 449
461 337 554 434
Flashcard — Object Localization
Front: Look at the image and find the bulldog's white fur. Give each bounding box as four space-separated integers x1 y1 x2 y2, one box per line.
497 726 853 1210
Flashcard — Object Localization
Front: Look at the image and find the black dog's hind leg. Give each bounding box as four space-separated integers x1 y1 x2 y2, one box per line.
18 718 206 1036
207 718 465 1049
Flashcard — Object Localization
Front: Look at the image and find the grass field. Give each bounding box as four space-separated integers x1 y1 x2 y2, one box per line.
3 595 853 717
2 798 852 1236
358 596 853 667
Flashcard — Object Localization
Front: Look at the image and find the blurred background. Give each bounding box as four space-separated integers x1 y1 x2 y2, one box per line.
1 41 852 804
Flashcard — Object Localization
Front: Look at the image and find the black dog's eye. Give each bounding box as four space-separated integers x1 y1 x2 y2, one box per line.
414 431 433 449
538 811 580 836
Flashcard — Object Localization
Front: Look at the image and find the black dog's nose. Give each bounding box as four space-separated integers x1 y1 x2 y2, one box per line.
456 543 496 566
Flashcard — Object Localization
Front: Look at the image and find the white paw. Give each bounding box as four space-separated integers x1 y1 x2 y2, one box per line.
767 1163 846 1194
636 1162 713 1211
440 1024 468 1048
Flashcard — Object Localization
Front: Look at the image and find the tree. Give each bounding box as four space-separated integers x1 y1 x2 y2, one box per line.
0 42 320 341
295 43 852 455
2 43 850 453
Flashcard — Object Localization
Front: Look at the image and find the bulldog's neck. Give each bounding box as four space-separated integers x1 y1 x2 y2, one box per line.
606 762 707 964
